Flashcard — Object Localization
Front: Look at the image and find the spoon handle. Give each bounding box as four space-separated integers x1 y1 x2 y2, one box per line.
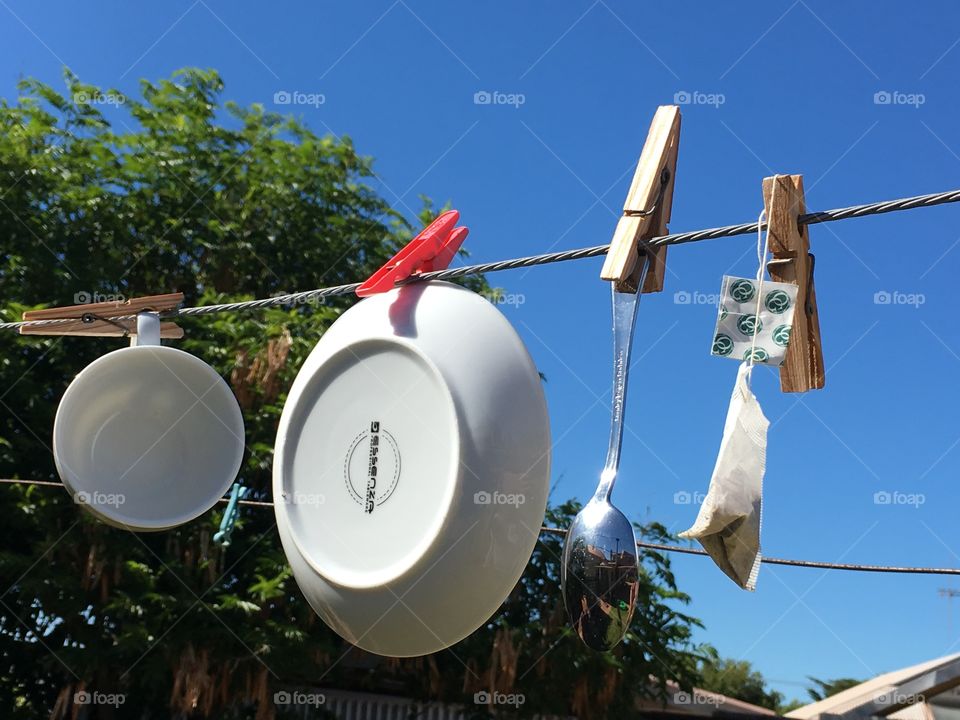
595 261 650 502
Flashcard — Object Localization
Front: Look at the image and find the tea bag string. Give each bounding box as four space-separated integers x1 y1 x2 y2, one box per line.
746 208 770 375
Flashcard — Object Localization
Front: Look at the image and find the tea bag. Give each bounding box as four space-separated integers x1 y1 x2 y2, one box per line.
679 361 767 590
681 209 775 590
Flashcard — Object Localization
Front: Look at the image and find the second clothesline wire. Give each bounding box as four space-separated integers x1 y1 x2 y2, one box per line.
2 478 957 576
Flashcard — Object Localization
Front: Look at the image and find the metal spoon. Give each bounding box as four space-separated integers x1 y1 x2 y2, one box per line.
561 261 649 651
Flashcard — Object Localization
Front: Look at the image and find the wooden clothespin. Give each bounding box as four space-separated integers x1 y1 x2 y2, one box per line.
19 293 185 338
762 175 824 392
601 105 681 293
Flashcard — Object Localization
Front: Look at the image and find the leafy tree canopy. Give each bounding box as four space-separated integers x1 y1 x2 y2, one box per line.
697 654 785 713
806 676 862 702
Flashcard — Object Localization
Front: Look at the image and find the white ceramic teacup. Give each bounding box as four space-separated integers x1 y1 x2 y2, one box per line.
54 312 245 531
274 282 551 657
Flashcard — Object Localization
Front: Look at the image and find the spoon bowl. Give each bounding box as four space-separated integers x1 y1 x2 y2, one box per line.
562 489 639 651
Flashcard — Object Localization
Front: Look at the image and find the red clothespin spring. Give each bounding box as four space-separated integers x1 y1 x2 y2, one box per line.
356 210 469 297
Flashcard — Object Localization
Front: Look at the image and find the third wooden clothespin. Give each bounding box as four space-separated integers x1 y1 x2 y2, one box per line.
20 293 185 338
601 105 681 293
762 174 825 392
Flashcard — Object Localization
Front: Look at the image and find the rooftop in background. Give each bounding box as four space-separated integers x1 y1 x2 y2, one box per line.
643 680 778 718
787 653 960 720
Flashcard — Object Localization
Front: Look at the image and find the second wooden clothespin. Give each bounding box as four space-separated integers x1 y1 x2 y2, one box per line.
762 174 825 392
601 104 681 293
19 293 185 338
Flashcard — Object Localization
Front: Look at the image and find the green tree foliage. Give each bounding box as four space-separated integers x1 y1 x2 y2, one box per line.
697 655 784 712
0 69 703 719
806 676 861 702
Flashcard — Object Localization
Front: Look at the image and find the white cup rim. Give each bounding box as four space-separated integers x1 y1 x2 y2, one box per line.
54 344 245 530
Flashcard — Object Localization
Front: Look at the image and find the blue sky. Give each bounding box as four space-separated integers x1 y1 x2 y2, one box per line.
4 0 960 703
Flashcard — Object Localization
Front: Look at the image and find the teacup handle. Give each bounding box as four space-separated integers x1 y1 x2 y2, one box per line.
131 311 161 347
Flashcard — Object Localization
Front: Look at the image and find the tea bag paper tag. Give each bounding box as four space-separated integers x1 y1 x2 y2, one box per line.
679 362 768 590
710 276 798 365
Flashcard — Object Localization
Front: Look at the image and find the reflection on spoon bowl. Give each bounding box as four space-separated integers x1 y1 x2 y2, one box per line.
561 497 639 651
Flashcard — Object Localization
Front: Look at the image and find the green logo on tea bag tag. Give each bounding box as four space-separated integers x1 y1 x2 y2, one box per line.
713 334 734 356
765 289 791 314
737 314 762 337
730 279 756 303
772 324 792 347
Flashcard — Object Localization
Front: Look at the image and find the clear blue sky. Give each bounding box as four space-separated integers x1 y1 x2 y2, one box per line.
4 0 960 703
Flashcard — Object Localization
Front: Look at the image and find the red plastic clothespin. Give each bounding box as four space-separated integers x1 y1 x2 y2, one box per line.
356 210 469 297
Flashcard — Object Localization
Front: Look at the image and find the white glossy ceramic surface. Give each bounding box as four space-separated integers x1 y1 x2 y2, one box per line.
54 345 245 531
274 281 550 657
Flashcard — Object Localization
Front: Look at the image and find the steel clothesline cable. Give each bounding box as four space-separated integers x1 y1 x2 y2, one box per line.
3 187 960 332
537 528 960 576
3 477 958 576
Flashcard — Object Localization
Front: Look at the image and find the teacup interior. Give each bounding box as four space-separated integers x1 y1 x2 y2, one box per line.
54 346 244 529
